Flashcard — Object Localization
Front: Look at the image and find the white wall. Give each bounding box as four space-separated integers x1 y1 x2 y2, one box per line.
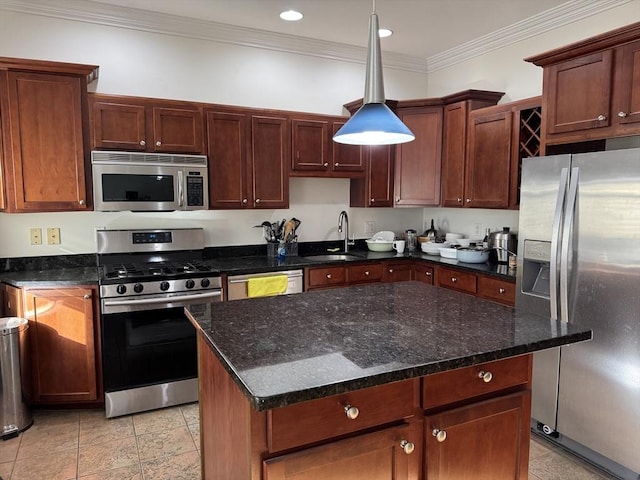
1 4 638 258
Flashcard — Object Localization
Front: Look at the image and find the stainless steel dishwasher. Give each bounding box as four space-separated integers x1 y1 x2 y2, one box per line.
226 270 304 300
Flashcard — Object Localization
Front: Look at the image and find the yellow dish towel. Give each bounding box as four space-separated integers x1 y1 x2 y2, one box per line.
247 275 288 298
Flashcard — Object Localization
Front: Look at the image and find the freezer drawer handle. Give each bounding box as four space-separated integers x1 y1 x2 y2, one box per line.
432 428 447 442
478 371 493 383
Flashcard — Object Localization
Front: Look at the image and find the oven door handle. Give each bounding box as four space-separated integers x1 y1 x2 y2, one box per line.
103 291 221 307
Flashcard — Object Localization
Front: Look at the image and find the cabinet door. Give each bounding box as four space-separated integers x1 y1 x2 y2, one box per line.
441 102 467 207
477 275 516 306
3 72 89 212
544 51 613 135
466 110 512 208
306 266 347 290
2 284 23 317
349 263 384 284
264 420 422 480
206 110 250 208
25 287 98 403
368 145 395 207
251 115 289 208
617 39 640 126
383 262 412 283
394 108 443 206
436 267 476 295
331 121 364 172
291 119 329 171
412 263 434 285
91 101 146 151
425 391 530 480
150 106 203 153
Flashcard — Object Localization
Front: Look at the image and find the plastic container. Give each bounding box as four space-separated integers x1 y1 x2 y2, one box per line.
0 317 33 439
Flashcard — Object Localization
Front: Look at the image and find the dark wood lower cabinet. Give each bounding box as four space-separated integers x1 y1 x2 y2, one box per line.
425 391 531 480
264 420 423 480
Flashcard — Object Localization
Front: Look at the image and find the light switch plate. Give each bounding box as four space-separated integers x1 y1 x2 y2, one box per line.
47 227 61 245
30 228 42 245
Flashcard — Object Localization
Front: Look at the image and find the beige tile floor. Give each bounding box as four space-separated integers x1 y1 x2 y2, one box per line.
0 403 619 480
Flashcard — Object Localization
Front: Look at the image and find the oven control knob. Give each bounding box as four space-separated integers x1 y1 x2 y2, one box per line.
133 283 144 293
116 284 127 295
200 278 210 288
185 279 196 289
160 281 170 291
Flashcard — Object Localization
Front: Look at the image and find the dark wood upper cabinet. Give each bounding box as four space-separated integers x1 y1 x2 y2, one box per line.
394 105 443 207
331 121 365 172
350 145 394 208
525 22 640 147
206 107 289 209
89 94 204 154
0 58 98 212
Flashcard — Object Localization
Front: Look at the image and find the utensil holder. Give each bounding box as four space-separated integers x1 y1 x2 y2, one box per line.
267 242 298 258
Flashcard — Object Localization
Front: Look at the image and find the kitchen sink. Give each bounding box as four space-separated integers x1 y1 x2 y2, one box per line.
303 254 363 262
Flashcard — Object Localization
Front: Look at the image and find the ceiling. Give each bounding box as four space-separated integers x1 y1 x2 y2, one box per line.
85 0 571 60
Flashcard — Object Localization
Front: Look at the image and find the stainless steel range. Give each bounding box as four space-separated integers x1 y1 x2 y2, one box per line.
96 228 222 418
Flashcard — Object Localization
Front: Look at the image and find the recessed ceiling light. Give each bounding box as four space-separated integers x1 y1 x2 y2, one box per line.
378 28 393 38
280 10 303 21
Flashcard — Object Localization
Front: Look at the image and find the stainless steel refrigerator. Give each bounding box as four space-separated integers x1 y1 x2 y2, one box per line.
516 147 640 479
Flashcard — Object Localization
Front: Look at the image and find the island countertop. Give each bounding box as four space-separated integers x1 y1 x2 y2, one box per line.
186 281 591 411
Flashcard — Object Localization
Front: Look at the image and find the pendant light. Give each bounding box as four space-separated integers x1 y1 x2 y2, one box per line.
333 0 414 145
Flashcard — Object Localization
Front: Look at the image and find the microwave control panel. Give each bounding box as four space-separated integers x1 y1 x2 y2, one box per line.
186 175 205 206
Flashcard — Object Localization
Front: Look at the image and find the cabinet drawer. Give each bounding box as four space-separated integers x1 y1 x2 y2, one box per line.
436 267 476 294
306 266 347 289
382 261 413 283
413 263 434 285
349 263 383 284
268 379 419 452
477 275 515 306
422 355 531 410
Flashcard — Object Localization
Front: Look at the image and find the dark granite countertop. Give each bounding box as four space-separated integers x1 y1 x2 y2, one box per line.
186 281 591 411
0 267 99 287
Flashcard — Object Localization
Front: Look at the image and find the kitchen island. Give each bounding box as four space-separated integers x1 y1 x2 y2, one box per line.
186 281 591 480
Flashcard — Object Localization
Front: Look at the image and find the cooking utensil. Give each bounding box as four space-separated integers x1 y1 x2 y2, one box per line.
424 219 437 240
457 248 489 263
488 227 517 264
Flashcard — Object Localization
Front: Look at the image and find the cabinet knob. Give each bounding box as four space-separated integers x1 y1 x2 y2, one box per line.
432 428 447 442
83 294 91 299
425 271 432 276
323 162 329 167
79 199 86 205
370 198 375 203
597 114 607 121
400 440 415 455
478 371 493 383
388 269 394 273
242 198 248 204
457 197 462 203
466 198 471 203
344 405 359 420
139 140 146 146
396 198 400 202
326 273 332 279
498 287 506 294
156 140 162 146
335 162 340 166
255 198 261 204
364 271 370 276
451 277 457 283
618 111 627 118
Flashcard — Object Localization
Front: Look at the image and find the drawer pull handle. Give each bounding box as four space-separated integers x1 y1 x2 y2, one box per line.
364 271 370 276
499 287 506 294
451 277 457 283
400 439 415 455
432 428 447 442
425 271 432 276
344 405 359 420
388 269 394 273
478 371 493 383
326 274 332 279
83 294 91 299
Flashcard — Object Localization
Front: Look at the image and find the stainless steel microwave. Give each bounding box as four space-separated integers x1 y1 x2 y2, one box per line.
91 151 209 211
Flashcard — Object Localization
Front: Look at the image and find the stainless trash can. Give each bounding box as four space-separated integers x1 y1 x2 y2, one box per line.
0 317 32 439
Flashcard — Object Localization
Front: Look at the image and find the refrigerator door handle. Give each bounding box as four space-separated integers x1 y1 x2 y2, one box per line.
550 167 570 320
560 167 580 323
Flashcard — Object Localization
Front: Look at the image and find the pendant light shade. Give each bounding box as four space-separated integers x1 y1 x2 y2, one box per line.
333 8 414 145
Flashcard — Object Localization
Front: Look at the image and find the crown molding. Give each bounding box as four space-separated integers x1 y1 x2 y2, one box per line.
426 0 635 73
0 0 633 75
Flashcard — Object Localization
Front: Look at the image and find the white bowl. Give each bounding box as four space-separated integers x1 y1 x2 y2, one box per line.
445 233 463 242
370 231 394 242
365 239 393 252
421 243 441 255
438 247 458 259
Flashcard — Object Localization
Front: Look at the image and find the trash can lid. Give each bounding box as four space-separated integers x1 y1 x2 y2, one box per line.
0 317 28 334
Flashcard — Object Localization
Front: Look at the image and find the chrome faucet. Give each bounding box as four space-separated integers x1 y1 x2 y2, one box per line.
338 210 355 252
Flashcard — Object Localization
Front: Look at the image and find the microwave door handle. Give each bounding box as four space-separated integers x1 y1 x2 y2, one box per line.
177 170 185 207
550 167 569 321
560 167 579 323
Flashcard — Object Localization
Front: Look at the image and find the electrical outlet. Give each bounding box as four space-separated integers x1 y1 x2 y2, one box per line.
474 223 482 237
30 228 42 245
47 227 61 245
364 221 376 235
